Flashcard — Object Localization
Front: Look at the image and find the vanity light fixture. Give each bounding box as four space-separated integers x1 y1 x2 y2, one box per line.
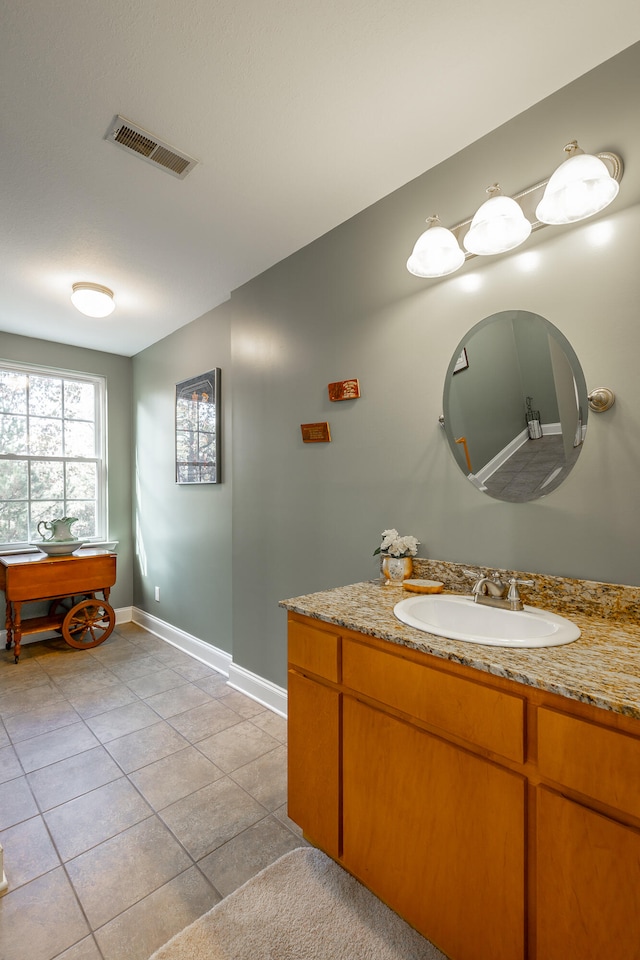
70 282 115 318
406 142 623 279
406 216 466 278
463 184 532 256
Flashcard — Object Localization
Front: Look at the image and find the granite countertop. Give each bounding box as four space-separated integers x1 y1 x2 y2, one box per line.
280 572 640 721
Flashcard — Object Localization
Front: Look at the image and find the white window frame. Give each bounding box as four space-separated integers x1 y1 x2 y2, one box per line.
0 359 107 552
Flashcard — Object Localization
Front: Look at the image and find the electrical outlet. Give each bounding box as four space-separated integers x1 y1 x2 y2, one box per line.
154 586 160 602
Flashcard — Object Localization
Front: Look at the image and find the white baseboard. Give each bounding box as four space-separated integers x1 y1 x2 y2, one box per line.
228 662 287 718
131 607 287 717
1 602 287 719
131 607 232 678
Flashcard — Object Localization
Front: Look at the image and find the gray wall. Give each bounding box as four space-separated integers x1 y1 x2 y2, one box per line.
0 331 134 609
226 45 640 687
131 302 233 652
448 315 524 473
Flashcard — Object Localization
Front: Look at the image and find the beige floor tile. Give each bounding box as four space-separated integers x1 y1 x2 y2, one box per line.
144 682 213 718
44 777 152 861
52 671 122 697
0 815 61 888
196 718 280 773
107 656 167 681
0 744 23 784
0 623 291 955
65 682 138 719
129 745 223 810
4 701 81 743
171 659 218 682
124 668 187 698
250 709 287 742
198 815 305 896
126 636 172 656
66 816 193 929
230 744 288 811
167 698 241 743
0 867 90 960
159 777 267 860
27 745 121 811
0 662 50 697
104 720 189 773
111 622 150 641
193 673 230 698
84 699 160 742
88 637 141 661
13 723 100 773
52 937 102 960
0 776 39 830
0 683 64 720
222 689 268 718
152 648 201 670
94 866 220 960
273 802 304 837
36 651 106 678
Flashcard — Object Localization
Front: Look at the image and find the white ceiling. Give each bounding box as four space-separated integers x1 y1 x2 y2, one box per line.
1 0 640 357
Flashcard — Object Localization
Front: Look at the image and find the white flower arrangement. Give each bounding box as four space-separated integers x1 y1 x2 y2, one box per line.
373 528 420 559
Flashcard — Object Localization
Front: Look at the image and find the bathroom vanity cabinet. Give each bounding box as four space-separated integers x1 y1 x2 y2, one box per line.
287 611 640 960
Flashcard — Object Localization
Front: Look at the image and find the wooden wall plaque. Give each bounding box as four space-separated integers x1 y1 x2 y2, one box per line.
328 379 360 401
301 422 331 443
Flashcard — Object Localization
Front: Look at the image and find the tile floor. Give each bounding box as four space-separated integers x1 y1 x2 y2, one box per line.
0 621 303 960
483 434 581 502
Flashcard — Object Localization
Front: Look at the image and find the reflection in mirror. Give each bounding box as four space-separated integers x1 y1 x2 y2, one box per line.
443 311 588 502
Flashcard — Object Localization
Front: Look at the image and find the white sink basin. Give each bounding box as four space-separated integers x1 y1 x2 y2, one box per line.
393 594 580 648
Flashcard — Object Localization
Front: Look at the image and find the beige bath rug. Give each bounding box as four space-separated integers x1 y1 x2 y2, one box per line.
148 846 448 960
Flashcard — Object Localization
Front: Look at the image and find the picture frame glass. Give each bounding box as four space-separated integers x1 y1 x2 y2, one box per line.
175 369 221 483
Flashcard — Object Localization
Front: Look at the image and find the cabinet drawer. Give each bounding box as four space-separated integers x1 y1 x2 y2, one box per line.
342 638 524 763
288 617 340 682
538 707 640 818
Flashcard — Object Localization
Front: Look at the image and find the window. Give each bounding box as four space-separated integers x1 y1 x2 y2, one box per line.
0 362 107 549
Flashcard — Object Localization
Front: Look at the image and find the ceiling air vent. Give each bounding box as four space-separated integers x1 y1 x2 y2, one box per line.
104 116 199 179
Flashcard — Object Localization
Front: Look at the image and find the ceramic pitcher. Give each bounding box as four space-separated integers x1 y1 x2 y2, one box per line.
37 516 79 542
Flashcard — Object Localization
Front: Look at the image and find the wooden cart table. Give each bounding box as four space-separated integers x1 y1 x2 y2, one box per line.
0 549 117 662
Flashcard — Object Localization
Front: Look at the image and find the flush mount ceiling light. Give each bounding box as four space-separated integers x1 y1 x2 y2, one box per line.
463 184 532 256
406 142 623 280
406 216 466 278
71 282 115 318
535 140 620 225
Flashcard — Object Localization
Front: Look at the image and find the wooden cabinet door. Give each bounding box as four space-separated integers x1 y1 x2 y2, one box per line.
342 696 526 960
287 670 341 859
536 787 640 960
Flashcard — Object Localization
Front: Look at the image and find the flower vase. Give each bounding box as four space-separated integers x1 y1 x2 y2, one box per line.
381 555 413 586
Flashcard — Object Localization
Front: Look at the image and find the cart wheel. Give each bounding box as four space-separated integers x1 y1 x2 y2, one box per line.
62 599 115 649
49 597 76 633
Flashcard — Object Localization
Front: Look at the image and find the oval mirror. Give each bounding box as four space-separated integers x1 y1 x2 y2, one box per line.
442 310 588 502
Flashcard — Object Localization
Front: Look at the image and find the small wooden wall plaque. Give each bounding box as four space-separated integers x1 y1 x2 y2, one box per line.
301 422 331 443
328 379 360 401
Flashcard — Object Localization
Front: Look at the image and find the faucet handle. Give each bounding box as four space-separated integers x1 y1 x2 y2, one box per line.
507 578 535 606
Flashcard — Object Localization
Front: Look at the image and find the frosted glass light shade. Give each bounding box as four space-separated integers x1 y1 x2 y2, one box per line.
71 282 115 318
536 143 619 225
463 185 532 256
407 216 465 278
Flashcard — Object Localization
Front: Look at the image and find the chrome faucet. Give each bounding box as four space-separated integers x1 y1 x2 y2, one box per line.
465 571 534 611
